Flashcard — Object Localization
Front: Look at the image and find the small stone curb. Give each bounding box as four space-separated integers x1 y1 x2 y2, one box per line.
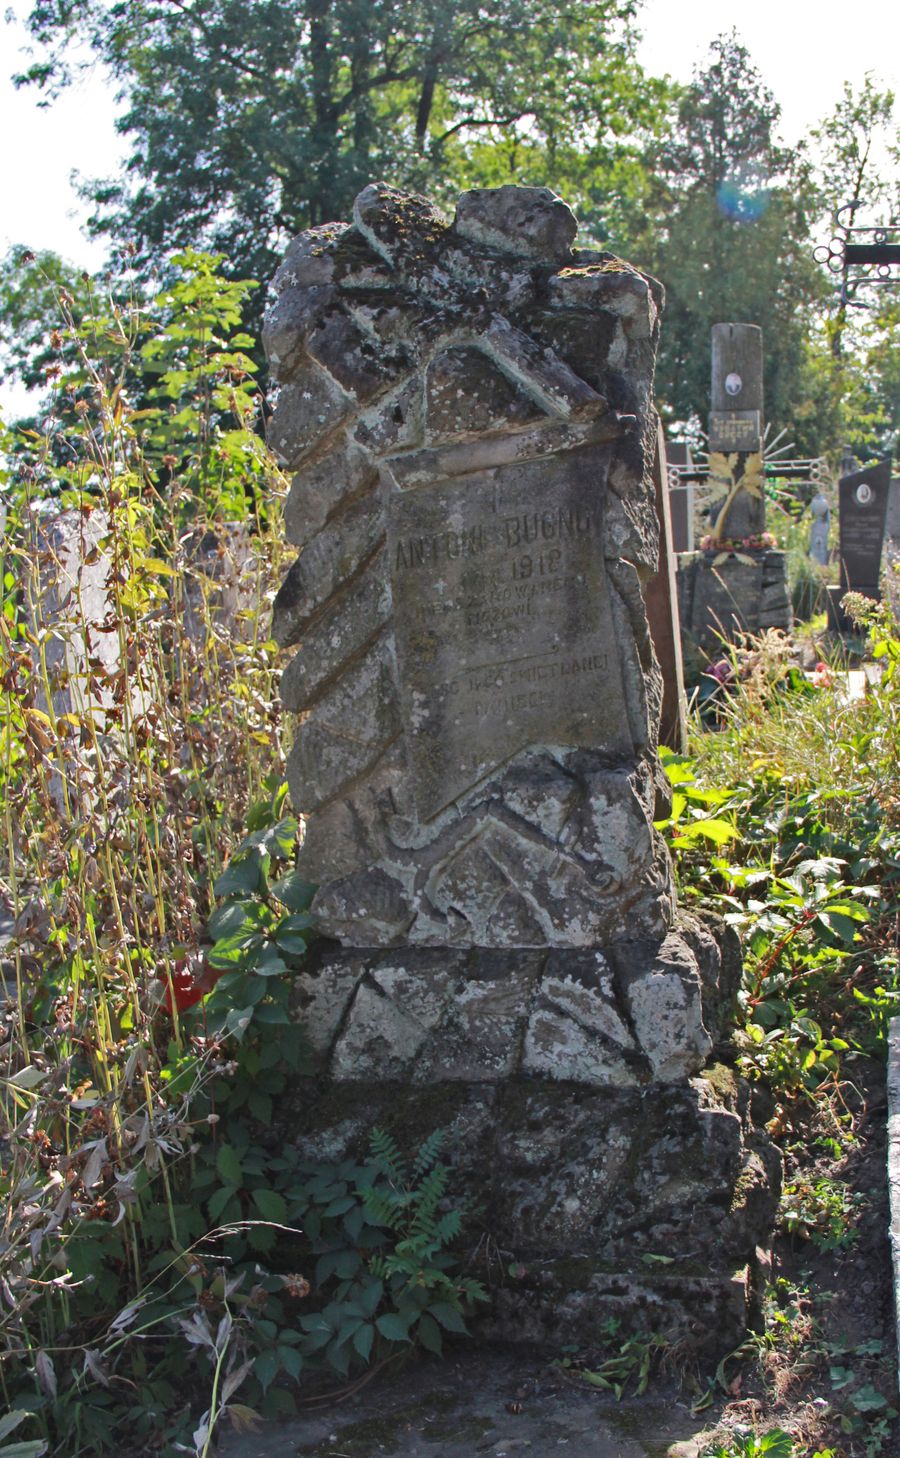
886 1016 900 1392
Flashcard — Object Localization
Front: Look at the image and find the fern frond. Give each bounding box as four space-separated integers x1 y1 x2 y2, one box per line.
411 1128 445 1180
369 1128 407 1185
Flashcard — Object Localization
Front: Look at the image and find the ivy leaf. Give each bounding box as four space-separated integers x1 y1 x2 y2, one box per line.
352 1322 374 1362
207 900 257 940
216 1145 243 1185
375 1312 413 1344
358 1279 384 1318
214 854 263 897
416 1313 443 1354
428 1302 468 1334
270 874 317 912
273 913 312 957
850 1385 891 1413
253 944 290 978
252 1188 287 1223
672 817 739 846
277 1345 302 1381
207 930 265 970
207 1185 240 1224
225 1005 255 1039
816 909 865 942
253 1350 279 1392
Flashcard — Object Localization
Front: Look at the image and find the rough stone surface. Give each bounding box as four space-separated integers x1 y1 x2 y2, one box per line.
267 183 668 949
278 1068 780 1352
292 910 735 1085
454 184 578 260
677 548 792 661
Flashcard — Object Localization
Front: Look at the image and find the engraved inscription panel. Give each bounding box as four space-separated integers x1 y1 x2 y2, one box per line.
388 445 634 820
707 410 761 453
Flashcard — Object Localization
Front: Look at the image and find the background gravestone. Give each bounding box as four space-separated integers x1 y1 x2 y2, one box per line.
677 324 791 661
828 456 893 631
708 322 764 541
267 184 778 1351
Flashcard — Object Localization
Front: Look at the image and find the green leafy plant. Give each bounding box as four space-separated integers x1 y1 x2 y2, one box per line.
704 1428 794 1458
555 1321 668 1400
780 1176 859 1249
183 1126 487 1401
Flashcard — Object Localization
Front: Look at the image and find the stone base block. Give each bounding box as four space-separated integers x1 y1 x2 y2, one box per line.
291 911 741 1087
279 1070 780 1355
677 549 791 662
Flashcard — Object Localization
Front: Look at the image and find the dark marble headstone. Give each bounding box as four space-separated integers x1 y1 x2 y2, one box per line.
708 324 764 541
838 456 892 600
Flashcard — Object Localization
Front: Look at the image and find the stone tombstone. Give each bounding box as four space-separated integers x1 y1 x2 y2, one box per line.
677 322 790 661
19 507 121 813
26 507 119 727
665 438 695 554
808 491 831 566
708 322 764 541
267 182 668 949
837 456 892 601
266 184 778 1351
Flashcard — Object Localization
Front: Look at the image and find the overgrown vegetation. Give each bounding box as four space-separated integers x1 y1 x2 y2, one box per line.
0 260 484 1456
654 600 900 1455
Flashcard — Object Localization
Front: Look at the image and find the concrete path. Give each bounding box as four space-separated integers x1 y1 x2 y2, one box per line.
216 1347 711 1458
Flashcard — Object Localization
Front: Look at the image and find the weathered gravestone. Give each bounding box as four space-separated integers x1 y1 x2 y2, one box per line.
25 507 119 730
827 456 893 632
677 324 791 661
266 184 779 1351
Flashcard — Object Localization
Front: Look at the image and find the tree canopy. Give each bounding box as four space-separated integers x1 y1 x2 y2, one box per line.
16 0 659 282
5 9 900 461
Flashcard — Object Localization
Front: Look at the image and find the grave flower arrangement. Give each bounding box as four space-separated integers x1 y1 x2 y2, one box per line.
699 529 778 564
704 450 769 558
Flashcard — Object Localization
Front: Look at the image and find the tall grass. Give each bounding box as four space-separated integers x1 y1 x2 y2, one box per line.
0 256 290 1455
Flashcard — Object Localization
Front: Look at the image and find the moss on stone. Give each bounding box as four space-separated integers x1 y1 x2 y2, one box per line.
700 1062 739 1106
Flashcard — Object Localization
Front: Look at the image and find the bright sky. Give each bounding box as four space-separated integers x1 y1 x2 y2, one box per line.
0 0 898 413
